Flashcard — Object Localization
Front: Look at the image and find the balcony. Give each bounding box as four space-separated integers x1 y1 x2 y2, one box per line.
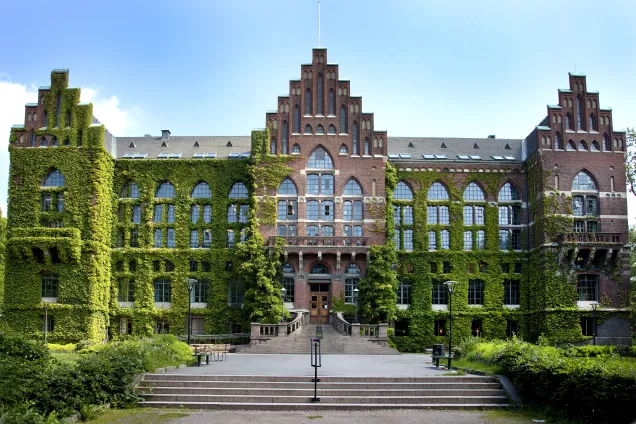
268 236 370 249
557 232 623 245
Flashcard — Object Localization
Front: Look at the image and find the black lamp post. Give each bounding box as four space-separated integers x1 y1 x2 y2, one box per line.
591 302 599 346
281 286 287 323
444 280 458 370
44 303 49 345
353 288 359 324
186 278 197 345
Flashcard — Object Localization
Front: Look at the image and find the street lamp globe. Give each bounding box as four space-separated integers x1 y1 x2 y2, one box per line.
280 287 287 323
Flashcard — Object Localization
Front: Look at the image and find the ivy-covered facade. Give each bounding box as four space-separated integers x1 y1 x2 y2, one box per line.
1 49 631 346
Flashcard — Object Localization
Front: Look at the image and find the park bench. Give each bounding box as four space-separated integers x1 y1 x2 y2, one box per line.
191 344 230 366
432 353 454 368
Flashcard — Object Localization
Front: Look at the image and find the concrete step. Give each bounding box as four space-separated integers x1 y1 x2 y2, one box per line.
144 387 506 397
140 381 502 390
138 401 511 410
142 375 498 383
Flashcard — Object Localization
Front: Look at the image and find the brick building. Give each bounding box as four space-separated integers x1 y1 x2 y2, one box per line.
2 48 631 345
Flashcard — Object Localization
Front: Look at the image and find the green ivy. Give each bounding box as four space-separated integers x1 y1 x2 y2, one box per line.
0 211 6 309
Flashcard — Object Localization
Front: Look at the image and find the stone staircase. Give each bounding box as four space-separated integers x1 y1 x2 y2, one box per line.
138 374 511 410
240 324 399 355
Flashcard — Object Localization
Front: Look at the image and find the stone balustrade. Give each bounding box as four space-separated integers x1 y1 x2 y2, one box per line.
249 311 305 346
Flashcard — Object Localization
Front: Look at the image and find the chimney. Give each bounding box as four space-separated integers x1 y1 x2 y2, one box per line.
488 135 496 139
161 130 171 140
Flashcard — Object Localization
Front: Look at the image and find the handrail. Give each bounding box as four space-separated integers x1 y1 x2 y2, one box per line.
360 324 379 338
332 312 352 336
284 311 304 335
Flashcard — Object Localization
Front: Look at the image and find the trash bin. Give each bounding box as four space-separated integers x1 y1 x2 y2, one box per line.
316 326 323 339
432 344 444 357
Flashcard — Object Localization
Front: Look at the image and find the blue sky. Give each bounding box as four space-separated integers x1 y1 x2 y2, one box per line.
1 0 635 219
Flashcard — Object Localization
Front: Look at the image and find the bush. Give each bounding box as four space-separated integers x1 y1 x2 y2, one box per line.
46 343 76 353
458 338 636 423
0 407 59 424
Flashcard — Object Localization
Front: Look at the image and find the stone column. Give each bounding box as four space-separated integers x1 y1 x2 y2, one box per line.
278 323 288 337
378 323 388 339
250 322 261 346
351 323 361 338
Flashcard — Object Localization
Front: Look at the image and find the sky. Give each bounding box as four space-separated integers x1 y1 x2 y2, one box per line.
1 0 635 220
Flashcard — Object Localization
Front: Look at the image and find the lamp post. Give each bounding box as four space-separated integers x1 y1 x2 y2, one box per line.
44 303 49 345
186 278 197 345
591 302 599 346
281 286 287 323
353 288 359 324
444 281 459 370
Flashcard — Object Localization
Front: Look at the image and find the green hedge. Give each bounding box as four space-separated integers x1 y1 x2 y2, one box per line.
460 338 636 423
0 333 191 420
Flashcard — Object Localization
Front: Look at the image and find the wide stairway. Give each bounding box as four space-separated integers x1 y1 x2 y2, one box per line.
138 374 510 410
240 324 399 355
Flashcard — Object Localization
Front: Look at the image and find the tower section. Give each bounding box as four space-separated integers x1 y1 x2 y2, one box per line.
3 70 114 342
525 73 630 343
261 48 388 322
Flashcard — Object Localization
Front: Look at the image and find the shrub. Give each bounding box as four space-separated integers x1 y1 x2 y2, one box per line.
0 407 59 424
46 343 76 353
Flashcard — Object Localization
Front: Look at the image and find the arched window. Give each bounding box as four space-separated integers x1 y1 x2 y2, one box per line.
304 124 313 135
328 89 335 115
120 182 140 198
463 182 485 201
40 136 47 147
394 181 413 200
346 263 361 274
30 131 35 147
340 105 347 133
579 140 588 151
572 171 597 191
270 138 277 154
566 113 572 130
352 122 359 155
603 134 611 151
589 114 596 131
576 95 584 130
310 263 329 274
278 178 297 195
567 140 576 151
293 106 300 133
591 141 600 152
307 147 334 169
364 138 370 155
554 132 563 149
282 121 288 154
317 74 323 115
292 143 301 154
498 183 520 201
153 278 171 302
316 124 325 135
192 182 211 198
328 124 337 135
305 89 312 115
344 179 362 196
428 182 449 200
229 182 249 199
155 182 175 198
43 169 65 187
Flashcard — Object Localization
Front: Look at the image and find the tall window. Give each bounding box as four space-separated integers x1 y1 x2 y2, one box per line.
468 279 484 305
577 274 598 301
504 279 520 305
228 279 244 305
566 113 572 130
397 282 411 305
293 106 300 133
603 134 611 151
270 138 277 154
577 95 584 130
498 182 522 250
340 105 347 133
153 278 171 302
118 278 135 302
328 90 335 115
352 122 359 155
282 278 295 302
316 74 323 115
345 264 360 303
55 95 61 127
282 121 289 154
555 132 563 149
572 171 598 233
305 89 312 115
589 114 596 131
432 280 448 305
41 273 58 298
307 147 334 169
393 180 414 251
190 279 209 303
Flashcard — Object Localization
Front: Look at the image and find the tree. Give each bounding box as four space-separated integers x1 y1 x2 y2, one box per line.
358 245 398 324
625 128 636 195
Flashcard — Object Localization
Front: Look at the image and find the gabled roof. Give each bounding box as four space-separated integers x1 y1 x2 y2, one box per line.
387 137 523 163
115 136 251 159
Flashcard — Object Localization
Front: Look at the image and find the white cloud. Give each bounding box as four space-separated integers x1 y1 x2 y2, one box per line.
0 78 142 217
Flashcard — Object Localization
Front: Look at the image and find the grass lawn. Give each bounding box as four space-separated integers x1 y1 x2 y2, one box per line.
88 409 189 423
452 358 503 375
51 352 82 364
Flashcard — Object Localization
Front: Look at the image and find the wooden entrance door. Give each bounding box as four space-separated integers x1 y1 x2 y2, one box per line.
309 283 330 325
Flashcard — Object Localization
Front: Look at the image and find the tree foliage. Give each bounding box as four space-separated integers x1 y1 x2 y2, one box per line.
625 128 636 196
359 245 398 324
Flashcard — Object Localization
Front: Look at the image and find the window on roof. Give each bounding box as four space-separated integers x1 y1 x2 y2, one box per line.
463 182 485 201
428 182 449 200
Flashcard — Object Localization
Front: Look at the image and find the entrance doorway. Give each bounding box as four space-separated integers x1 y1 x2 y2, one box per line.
309 283 330 325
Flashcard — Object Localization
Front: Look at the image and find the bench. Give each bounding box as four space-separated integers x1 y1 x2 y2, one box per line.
432 354 454 368
191 344 230 366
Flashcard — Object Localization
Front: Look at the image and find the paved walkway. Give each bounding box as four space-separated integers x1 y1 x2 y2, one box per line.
167 353 449 377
